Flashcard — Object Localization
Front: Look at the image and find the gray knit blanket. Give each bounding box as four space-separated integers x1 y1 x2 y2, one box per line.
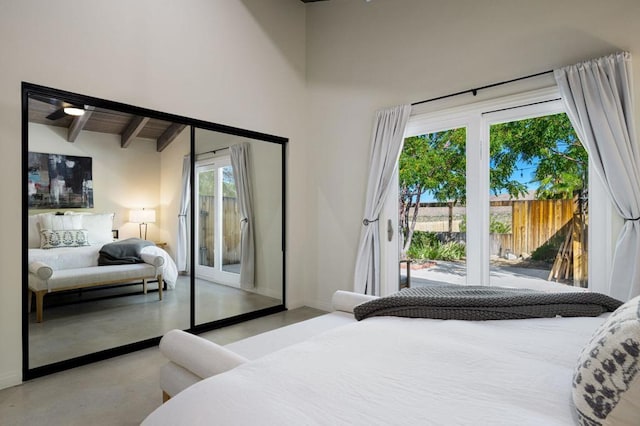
98 238 154 265
353 286 623 321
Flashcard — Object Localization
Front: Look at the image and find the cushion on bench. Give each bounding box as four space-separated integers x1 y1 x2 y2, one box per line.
29 261 162 292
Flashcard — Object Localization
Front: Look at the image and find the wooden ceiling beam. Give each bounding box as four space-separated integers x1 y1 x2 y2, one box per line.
66 107 94 142
157 123 187 152
121 116 150 148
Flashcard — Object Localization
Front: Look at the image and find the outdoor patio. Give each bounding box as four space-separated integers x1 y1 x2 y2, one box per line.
402 260 587 293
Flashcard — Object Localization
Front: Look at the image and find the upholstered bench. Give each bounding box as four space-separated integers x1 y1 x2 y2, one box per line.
28 256 164 323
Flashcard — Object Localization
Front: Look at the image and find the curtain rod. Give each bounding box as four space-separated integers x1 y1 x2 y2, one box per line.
411 69 554 107
199 146 230 156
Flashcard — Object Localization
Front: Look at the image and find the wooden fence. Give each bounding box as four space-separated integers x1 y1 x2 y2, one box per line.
198 195 241 267
491 198 587 286
500 199 576 256
417 198 587 285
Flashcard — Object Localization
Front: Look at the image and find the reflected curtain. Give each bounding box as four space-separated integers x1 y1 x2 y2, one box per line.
177 154 190 272
555 52 640 300
230 143 255 289
354 104 412 295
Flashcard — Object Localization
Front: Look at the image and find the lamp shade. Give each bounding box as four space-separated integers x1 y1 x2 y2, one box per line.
129 209 156 224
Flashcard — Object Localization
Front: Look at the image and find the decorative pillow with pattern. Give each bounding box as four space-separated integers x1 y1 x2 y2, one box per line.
40 229 90 249
573 294 640 425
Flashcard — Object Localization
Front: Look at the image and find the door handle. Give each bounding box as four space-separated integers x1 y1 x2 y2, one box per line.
387 219 393 242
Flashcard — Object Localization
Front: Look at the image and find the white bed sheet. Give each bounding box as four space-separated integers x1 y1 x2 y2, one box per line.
28 244 179 288
144 314 606 425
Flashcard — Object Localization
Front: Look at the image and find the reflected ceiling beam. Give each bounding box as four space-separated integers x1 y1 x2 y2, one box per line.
157 123 186 152
121 116 150 148
67 106 94 143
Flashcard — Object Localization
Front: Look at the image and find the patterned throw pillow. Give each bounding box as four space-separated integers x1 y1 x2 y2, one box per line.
40 229 90 249
573 294 640 425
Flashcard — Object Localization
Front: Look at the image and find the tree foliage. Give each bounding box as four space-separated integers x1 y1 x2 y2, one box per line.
198 166 238 198
490 113 586 200
399 129 465 251
399 113 587 256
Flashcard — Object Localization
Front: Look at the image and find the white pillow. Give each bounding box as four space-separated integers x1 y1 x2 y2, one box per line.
28 213 53 248
64 212 114 245
39 214 83 231
573 294 640 425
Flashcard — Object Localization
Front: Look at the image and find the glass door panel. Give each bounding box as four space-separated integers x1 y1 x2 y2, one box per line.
399 127 467 289
197 166 216 270
221 165 241 274
487 112 588 291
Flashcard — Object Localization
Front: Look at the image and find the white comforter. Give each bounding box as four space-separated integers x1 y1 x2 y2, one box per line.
144 314 605 425
28 244 179 289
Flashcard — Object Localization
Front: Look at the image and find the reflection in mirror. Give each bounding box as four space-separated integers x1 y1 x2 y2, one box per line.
26 91 191 368
193 128 283 325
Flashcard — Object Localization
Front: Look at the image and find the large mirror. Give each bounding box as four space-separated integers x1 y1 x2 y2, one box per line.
22 83 286 377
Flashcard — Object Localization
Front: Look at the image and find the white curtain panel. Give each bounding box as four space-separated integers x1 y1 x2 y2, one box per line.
555 51 640 300
230 143 255 289
177 155 190 272
354 104 412 295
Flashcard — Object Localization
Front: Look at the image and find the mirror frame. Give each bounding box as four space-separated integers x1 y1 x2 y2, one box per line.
22 82 287 380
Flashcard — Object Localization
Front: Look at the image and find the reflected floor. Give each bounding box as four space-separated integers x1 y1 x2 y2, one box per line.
28 275 281 368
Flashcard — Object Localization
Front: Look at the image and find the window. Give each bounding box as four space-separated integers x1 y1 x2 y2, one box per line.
381 88 611 296
195 155 241 286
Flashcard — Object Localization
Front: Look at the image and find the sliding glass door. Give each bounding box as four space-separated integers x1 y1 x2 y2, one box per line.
383 88 609 295
397 126 468 289
195 158 241 287
484 104 589 291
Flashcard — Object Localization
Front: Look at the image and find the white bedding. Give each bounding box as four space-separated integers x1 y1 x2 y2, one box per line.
28 244 179 288
144 314 606 425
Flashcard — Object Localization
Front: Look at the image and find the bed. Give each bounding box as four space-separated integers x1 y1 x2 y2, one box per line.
144 289 640 426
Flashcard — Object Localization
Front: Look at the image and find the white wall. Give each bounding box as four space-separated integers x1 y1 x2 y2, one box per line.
0 0 307 390
303 0 640 310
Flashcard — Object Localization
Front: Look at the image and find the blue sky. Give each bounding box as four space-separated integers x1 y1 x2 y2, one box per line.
417 158 540 203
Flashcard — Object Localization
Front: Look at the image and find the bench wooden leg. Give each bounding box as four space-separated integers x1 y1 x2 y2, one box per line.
158 275 163 301
162 391 171 403
35 290 46 323
28 290 33 313
143 279 148 294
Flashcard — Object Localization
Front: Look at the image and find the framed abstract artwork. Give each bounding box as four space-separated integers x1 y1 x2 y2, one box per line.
28 152 93 209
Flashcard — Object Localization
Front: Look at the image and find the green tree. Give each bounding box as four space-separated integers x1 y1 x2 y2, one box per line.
399 113 586 258
490 113 586 200
399 128 466 253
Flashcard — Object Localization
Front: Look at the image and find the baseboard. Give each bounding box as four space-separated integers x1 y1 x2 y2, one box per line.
0 370 22 391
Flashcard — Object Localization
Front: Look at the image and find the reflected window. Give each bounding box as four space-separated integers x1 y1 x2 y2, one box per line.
195 156 241 286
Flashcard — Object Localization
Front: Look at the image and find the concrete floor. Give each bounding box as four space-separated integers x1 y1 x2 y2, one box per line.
1 306 325 426
29 275 281 367
405 260 587 293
